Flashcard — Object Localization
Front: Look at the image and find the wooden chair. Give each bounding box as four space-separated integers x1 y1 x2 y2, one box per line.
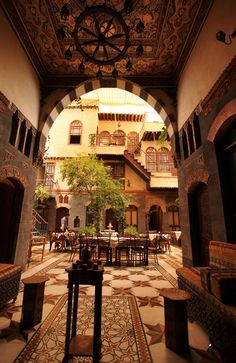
131 237 149 265
97 237 112 266
115 237 131 266
148 237 159 264
69 238 80 262
27 234 47 266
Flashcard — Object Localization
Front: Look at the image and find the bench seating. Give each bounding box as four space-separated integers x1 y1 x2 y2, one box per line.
176 241 236 360
0 263 22 308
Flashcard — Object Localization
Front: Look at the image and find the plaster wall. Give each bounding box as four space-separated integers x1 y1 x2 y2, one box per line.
46 108 98 157
178 0 236 128
0 9 40 127
125 165 147 191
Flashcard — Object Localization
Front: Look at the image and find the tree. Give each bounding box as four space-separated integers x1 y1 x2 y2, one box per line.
60 154 130 234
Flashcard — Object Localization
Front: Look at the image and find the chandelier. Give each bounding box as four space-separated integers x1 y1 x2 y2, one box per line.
57 1 145 77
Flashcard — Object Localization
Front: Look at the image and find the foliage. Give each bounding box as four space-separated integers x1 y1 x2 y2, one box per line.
157 126 168 146
78 225 96 236
124 225 139 237
89 133 96 147
34 183 49 204
60 154 130 234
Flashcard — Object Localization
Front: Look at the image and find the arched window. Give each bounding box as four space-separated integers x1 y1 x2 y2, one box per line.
146 147 157 172
167 205 180 230
63 195 69 204
127 131 139 153
70 121 82 144
157 147 170 172
99 131 110 145
113 129 125 145
58 194 63 203
125 205 138 227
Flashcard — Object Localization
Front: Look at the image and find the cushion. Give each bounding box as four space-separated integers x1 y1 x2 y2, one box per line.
209 241 236 268
210 272 236 305
199 267 236 292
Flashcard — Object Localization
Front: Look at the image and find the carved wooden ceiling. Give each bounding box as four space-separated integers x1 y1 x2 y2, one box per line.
2 0 213 88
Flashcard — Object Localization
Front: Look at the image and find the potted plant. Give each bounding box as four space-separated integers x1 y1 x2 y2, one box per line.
124 225 139 237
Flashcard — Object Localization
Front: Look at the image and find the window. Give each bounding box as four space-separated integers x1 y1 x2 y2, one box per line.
24 128 32 157
107 163 125 187
64 195 69 204
44 163 55 190
168 205 180 230
193 113 202 149
9 111 19 146
187 123 194 154
99 131 110 145
146 147 157 172
18 120 26 152
70 121 82 144
112 130 125 145
158 147 170 172
125 205 138 227
182 129 188 159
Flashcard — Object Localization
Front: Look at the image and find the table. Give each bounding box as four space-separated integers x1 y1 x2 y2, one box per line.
20 275 49 329
160 288 191 353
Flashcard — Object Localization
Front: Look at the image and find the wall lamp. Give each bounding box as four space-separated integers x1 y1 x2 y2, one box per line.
216 29 236 45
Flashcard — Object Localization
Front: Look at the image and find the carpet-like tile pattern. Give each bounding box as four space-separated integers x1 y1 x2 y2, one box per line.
0 246 221 363
14 295 152 363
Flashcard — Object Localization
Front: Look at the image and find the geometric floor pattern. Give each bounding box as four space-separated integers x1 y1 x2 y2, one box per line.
0 245 222 363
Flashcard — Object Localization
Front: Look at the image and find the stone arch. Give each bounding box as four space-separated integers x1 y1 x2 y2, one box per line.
207 98 236 142
184 169 209 193
42 78 175 141
0 165 28 188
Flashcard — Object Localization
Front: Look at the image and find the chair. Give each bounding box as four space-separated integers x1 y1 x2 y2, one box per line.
115 237 131 266
148 236 159 264
131 237 149 265
97 237 112 266
79 236 97 260
159 234 171 253
27 234 47 266
69 237 80 262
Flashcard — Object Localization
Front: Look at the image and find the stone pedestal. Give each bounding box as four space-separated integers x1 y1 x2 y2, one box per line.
160 288 191 353
20 275 49 329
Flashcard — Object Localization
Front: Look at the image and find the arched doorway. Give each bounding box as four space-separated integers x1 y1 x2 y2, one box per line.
56 207 70 232
215 119 236 242
188 182 212 266
148 205 162 231
0 178 24 263
105 208 119 231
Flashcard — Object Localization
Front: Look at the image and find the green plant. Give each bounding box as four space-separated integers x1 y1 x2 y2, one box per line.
124 225 139 237
78 225 96 236
34 183 49 205
157 126 168 146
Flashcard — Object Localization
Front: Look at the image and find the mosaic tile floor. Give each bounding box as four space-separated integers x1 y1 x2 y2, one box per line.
0 245 222 363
